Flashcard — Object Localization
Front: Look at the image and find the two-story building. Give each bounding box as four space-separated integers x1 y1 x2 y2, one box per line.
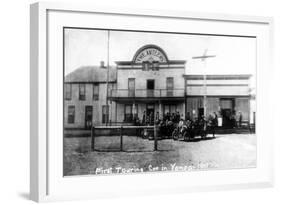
111 44 186 124
64 63 117 129
64 44 253 129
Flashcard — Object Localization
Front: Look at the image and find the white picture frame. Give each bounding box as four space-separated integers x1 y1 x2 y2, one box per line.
30 2 274 202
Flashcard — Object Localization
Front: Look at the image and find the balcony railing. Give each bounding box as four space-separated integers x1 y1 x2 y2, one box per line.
110 89 185 98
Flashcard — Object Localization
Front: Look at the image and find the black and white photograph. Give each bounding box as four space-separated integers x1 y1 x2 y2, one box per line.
63 28 256 176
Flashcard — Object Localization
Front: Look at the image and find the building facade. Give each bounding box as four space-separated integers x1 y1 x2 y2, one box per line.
64 45 253 129
64 65 117 129
184 74 251 127
111 44 186 124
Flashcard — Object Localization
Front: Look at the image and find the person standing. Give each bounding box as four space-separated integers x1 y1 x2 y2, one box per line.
213 112 218 126
155 111 159 123
238 112 243 128
176 111 181 123
211 112 218 137
142 111 146 125
149 112 154 125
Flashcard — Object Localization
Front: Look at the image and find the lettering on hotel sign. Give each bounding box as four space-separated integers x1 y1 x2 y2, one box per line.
134 47 168 63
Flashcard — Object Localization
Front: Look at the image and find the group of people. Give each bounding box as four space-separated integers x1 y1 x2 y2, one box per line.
134 111 183 126
135 111 219 140
171 113 219 139
133 109 245 140
225 111 243 128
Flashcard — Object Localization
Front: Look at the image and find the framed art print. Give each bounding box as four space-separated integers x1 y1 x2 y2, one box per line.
30 2 274 202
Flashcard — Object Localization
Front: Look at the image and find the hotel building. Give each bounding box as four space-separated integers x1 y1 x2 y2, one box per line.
64 45 253 129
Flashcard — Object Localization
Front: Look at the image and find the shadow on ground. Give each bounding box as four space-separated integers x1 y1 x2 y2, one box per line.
17 192 29 200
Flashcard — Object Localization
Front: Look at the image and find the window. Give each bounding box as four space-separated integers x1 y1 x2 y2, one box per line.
166 77 174 97
133 104 138 119
65 84 72 100
142 62 149 71
107 83 114 97
93 84 99 100
123 104 138 122
164 105 170 115
152 62 159 70
147 79 155 97
220 99 234 109
142 61 159 71
85 106 93 129
79 84 86 100
128 78 135 97
102 105 109 124
164 104 177 115
67 106 75 124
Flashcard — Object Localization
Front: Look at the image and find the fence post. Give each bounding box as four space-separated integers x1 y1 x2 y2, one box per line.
120 126 123 151
154 124 158 151
91 126 95 151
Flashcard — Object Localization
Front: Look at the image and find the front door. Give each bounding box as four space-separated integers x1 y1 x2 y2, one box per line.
198 108 204 119
85 106 93 129
221 109 232 128
146 104 155 125
147 79 155 97
220 98 235 128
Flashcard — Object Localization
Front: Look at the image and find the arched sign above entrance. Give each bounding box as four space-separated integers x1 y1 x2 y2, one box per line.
132 45 169 63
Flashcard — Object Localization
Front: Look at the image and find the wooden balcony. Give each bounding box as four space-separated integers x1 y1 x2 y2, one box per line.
110 89 185 102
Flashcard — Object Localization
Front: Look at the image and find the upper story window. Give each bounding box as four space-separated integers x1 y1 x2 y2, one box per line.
65 84 72 100
167 77 174 89
142 62 150 71
79 84 86 100
142 61 159 71
166 77 174 97
128 78 135 97
152 62 159 70
93 84 99 100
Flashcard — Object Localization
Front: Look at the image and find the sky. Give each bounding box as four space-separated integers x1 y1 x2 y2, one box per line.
64 28 256 79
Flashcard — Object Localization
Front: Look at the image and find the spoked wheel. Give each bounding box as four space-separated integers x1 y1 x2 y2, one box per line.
172 130 178 140
178 133 183 141
201 130 208 139
183 131 191 141
183 131 188 141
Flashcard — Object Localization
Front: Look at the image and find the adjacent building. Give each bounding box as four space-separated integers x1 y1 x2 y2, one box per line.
64 63 117 129
184 74 251 127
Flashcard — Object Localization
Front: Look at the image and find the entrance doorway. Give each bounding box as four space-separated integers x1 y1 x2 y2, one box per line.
85 106 93 129
146 104 155 125
220 98 235 128
198 108 204 118
147 79 155 97
221 109 233 128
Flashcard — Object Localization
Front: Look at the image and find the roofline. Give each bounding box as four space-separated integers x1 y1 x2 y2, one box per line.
64 81 117 84
183 74 252 80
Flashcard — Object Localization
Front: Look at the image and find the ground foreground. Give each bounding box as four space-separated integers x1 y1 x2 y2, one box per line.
63 134 256 176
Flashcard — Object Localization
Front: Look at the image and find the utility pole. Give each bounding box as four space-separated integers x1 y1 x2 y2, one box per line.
192 49 216 117
105 30 110 126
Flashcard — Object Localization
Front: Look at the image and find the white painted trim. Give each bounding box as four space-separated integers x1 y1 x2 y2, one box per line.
36 2 273 24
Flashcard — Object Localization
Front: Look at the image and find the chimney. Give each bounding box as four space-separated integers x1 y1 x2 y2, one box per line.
100 61 105 68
